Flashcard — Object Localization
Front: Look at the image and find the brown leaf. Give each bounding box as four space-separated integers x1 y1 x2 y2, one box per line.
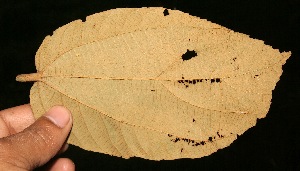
16 7 291 160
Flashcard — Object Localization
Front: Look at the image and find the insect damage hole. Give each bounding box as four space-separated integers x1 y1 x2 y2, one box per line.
163 9 169 16
182 49 197 61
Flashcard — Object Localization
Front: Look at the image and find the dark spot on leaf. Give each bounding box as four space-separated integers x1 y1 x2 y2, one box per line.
168 134 173 137
200 141 205 145
208 137 213 142
215 78 221 83
163 9 169 16
185 85 189 88
233 57 237 61
182 49 197 61
211 79 215 83
181 148 183 152
193 118 195 122
151 90 155 92
174 138 180 142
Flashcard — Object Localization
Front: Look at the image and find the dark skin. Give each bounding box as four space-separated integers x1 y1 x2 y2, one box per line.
0 104 74 171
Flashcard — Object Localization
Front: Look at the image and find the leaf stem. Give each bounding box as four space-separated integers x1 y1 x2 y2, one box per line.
16 73 41 82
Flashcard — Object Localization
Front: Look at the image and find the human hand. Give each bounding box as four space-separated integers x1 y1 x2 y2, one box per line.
0 104 74 171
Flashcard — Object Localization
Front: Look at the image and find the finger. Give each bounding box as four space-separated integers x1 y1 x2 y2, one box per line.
0 104 35 137
39 158 75 171
0 106 73 170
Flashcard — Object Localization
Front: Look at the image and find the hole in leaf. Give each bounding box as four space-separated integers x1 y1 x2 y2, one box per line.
182 49 197 61
163 9 169 16
81 17 87 22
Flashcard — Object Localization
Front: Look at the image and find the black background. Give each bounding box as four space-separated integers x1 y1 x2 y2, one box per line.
0 0 299 170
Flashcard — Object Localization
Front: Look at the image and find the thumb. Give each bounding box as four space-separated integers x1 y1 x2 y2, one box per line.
0 106 72 170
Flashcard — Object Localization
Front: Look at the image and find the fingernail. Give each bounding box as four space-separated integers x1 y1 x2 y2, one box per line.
44 106 70 128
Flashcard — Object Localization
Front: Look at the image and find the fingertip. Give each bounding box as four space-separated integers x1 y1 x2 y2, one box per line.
48 158 75 171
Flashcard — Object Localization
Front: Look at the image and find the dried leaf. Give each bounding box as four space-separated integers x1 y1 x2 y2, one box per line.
16 7 291 160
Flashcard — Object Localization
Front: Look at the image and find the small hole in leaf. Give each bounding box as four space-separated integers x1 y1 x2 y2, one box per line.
163 9 169 16
81 17 86 22
182 49 197 61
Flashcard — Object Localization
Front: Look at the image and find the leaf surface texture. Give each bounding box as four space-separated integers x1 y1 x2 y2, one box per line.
21 7 290 160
